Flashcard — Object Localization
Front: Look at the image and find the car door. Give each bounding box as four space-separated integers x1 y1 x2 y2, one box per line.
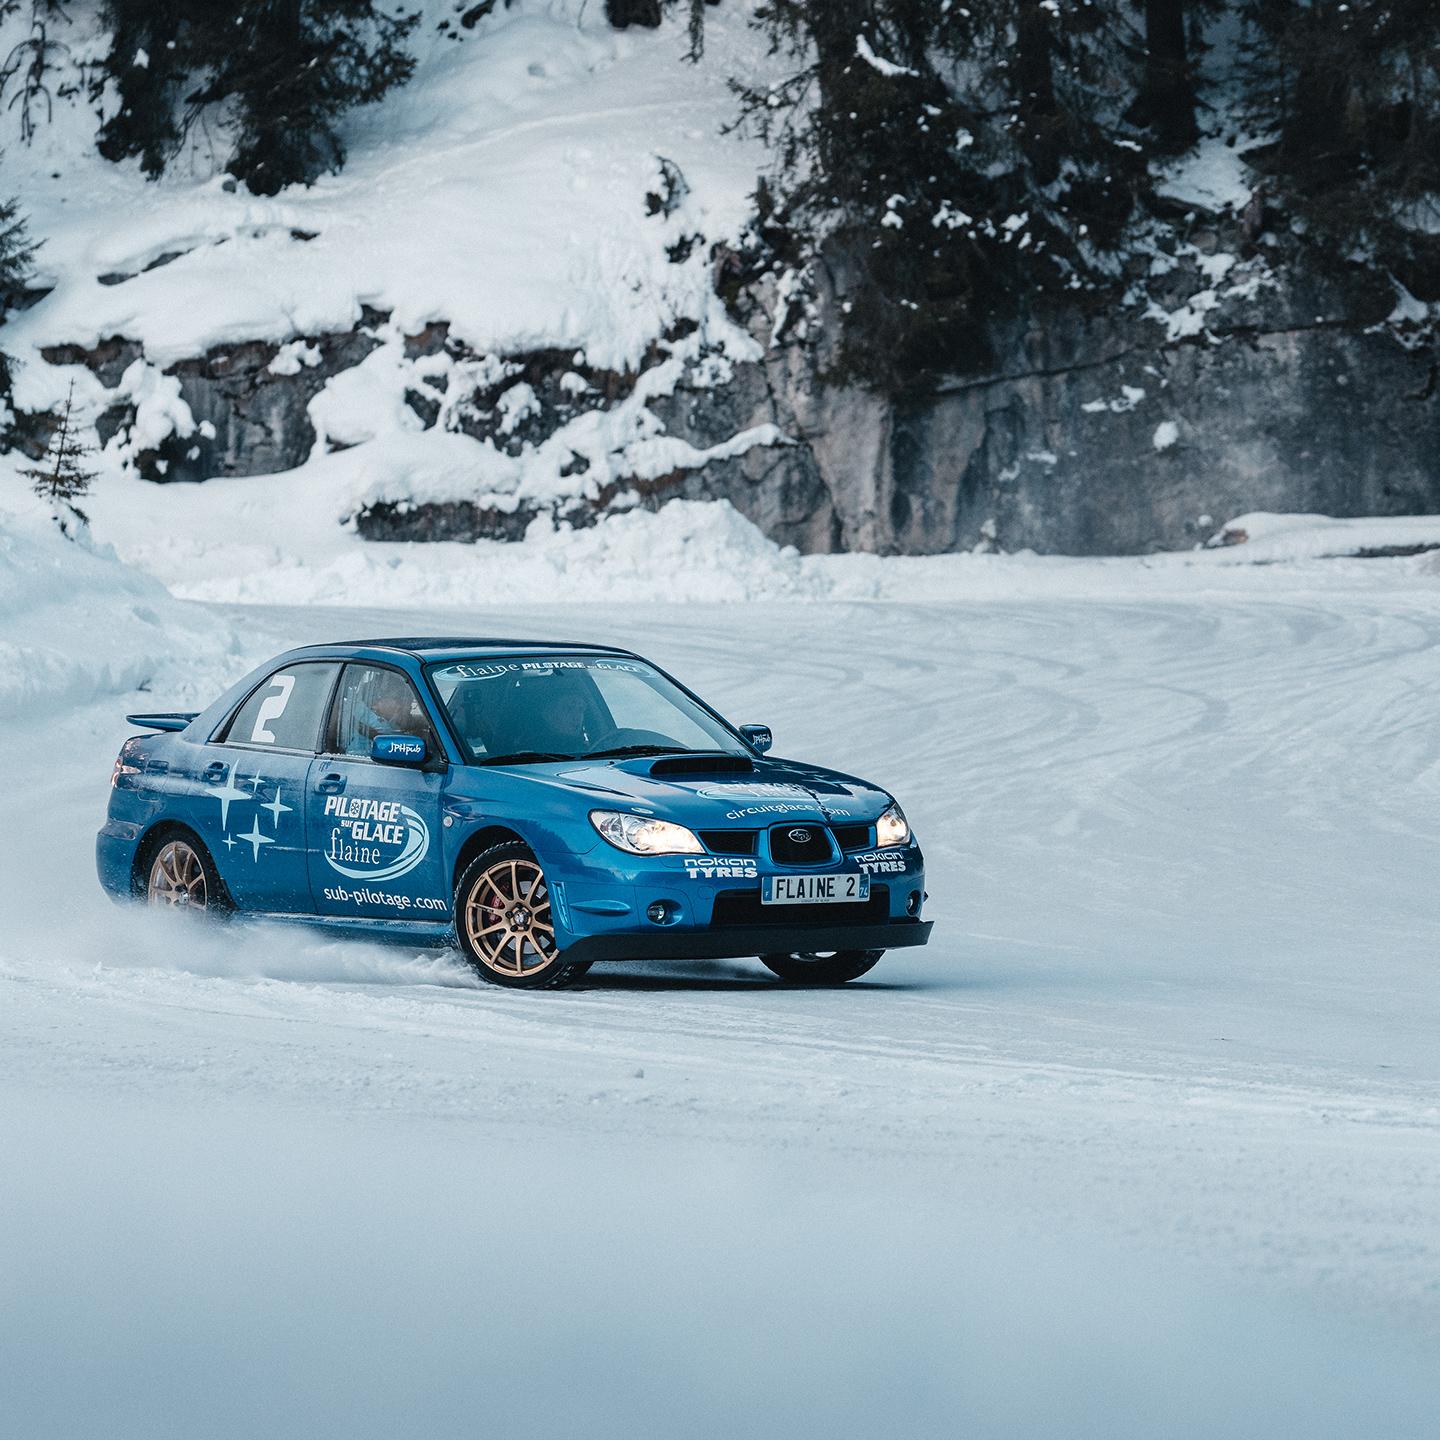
191 661 339 911
306 662 451 921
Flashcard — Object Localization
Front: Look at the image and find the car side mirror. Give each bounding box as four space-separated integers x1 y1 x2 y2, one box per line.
739 724 773 754
371 733 428 767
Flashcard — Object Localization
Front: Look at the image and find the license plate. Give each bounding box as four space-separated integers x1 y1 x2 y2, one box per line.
762 873 870 905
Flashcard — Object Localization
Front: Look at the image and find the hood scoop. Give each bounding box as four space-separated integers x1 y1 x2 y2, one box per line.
648 753 755 777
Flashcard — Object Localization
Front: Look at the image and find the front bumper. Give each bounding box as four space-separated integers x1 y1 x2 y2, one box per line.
563 917 932 964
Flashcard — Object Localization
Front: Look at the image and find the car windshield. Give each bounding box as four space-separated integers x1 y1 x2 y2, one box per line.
427 655 746 764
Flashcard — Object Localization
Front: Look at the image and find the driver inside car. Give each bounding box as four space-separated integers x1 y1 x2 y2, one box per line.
525 674 594 756
340 669 429 755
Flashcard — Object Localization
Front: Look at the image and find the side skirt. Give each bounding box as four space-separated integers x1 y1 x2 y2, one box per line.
240 912 456 948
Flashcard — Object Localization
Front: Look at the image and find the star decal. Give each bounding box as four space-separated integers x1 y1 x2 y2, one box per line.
212 763 249 830
262 788 293 827
242 770 266 795
222 834 237 851
238 817 275 862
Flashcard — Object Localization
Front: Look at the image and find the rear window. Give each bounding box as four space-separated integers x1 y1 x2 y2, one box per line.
221 663 339 752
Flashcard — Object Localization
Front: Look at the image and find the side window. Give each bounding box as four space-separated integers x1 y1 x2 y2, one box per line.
222 663 338 752
328 664 439 759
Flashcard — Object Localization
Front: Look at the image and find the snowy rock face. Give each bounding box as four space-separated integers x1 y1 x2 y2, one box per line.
6 3 1437 557
684 240 1440 557
56 255 1438 555
45 327 380 484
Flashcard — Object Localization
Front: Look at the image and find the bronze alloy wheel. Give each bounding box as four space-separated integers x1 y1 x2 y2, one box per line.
147 838 208 910
455 842 589 989
464 856 556 976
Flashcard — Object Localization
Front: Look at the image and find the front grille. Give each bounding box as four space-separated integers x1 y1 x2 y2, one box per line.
699 829 757 856
832 824 872 851
711 886 890 928
768 824 834 865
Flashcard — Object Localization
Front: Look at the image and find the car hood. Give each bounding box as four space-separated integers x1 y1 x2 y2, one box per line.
470 754 891 827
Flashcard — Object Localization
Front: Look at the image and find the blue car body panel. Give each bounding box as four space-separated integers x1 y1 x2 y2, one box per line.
98 639 931 961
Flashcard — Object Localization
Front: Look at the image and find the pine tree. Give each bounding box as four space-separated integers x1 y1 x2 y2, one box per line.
734 1 1151 393
0 183 36 402
1128 0 1200 154
20 380 97 521
194 1 420 196
1241 0 1440 296
96 1 419 194
94 2 189 177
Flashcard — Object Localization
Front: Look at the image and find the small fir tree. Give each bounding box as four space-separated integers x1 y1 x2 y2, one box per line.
20 380 97 525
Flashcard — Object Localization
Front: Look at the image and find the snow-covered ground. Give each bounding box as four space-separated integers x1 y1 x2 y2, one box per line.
4 494 1440 1434
4 0 1438 1427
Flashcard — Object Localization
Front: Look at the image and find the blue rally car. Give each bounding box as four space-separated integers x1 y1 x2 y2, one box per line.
97 639 931 988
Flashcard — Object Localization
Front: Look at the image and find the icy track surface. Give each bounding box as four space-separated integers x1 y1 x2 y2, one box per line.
4 593 1440 1437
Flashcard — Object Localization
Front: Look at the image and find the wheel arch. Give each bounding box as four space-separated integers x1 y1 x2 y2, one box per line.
131 820 227 902
451 824 531 893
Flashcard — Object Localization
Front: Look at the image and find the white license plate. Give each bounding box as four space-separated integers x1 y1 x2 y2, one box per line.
762 873 870 905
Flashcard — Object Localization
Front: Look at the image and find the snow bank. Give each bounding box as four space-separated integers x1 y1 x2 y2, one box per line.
1206 511 1440 562
79 454 1440 613
0 483 238 717
85 466 825 605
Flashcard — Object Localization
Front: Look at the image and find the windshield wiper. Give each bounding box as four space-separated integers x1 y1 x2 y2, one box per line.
582 744 693 760
478 751 576 766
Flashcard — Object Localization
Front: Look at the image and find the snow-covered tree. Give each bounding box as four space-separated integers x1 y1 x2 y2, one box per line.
96 1 419 194
0 182 35 404
1241 0 1440 296
733 1 1151 393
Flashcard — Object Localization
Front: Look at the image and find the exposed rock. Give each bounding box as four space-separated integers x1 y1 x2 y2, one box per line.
155 327 382 482
52 323 383 483
41 336 143 389
96 249 191 287
355 498 537 543
636 227 1440 556
42 212 1440 554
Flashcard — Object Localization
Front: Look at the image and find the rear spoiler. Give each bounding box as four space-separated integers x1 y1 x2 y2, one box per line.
126 712 198 733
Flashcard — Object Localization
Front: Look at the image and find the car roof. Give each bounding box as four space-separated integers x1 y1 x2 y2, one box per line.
284 637 641 665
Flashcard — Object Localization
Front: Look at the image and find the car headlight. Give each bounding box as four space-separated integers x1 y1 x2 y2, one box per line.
875 803 911 848
590 810 704 856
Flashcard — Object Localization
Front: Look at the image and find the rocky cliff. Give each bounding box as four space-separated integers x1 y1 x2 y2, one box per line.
34 206 1438 560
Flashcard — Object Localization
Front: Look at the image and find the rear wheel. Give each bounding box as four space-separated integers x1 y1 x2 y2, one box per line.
759 949 884 986
144 834 223 914
455 842 588 990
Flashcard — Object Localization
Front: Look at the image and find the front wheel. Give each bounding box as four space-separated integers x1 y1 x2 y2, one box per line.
759 949 884 986
455 842 589 990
